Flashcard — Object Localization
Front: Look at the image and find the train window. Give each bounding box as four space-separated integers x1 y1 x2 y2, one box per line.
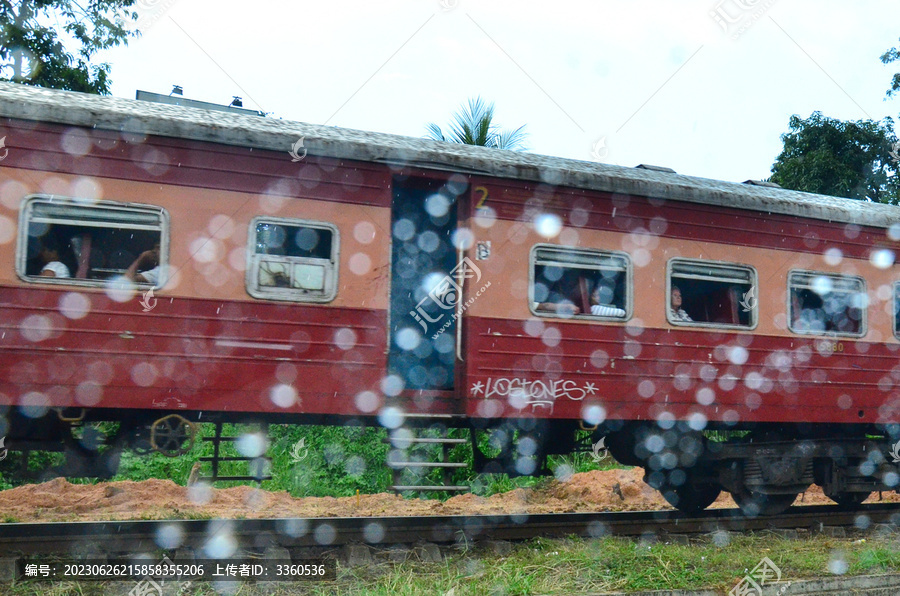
789 270 865 337
667 259 757 328
530 245 631 320
17 196 167 286
895 283 900 340
246 217 339 302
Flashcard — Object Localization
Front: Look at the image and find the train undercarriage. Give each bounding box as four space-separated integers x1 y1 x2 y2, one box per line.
604 422 900 516
4 408 900 518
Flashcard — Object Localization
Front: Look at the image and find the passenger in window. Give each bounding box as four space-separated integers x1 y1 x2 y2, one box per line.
36 236 74 278
590 279 626 317
792 289 825 332
670 286 692 322
125 244 161 284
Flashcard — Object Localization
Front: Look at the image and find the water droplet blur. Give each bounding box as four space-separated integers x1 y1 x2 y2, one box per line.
870 249 895 269
582 404 607 425
823 247 842 266
236 432 268 457
59 292 90 319
269 384 298 408
314 523 337 545
534 213 562 238
828 552 849 574
363 522 385 543
378 406 404 429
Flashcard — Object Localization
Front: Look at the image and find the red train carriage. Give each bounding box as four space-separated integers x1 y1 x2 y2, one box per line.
2 82 900 515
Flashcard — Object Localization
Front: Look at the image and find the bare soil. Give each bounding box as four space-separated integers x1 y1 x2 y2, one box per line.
1 468 898 523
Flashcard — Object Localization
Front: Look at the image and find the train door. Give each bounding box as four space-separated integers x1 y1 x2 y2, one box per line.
388 177 465 399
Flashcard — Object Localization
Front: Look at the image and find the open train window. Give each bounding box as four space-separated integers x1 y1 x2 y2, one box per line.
667 259 757 328
530 245 631 320
17 196 167 286
789 270 865 337
246 217 339 302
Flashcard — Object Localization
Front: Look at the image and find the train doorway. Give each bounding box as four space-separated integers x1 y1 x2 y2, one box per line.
388 177 465 393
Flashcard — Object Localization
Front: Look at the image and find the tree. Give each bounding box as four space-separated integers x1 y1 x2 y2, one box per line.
0 0 139 95
426 96 528 151
770 112 899 204
882 37 900 99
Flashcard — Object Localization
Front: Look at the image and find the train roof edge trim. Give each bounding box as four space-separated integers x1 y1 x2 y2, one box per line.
1 81 898 230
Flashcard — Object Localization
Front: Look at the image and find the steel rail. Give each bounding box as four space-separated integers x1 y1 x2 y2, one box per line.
1 504 898 556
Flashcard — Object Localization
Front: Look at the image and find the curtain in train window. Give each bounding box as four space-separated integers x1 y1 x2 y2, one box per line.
530 245 631 319
789 270 865 337
668 259 756 328
247 218 339 302
19 197 167 285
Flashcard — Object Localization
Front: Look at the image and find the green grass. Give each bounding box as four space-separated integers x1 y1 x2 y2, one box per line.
2 533 899 595
0 424 628 501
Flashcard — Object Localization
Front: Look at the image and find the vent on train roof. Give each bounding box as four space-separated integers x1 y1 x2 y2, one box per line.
743 179 782 188
635 164 676 173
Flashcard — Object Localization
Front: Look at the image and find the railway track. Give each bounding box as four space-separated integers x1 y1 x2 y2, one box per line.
2 503 899 557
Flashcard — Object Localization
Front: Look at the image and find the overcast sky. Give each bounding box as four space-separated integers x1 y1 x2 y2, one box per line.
96 0 900 185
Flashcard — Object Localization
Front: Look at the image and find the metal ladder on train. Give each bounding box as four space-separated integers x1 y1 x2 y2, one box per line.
198 422 272 485
388 414 470 494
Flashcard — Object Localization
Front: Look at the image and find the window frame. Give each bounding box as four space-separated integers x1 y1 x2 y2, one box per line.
528 243 633 321
16 194 169 288
666 258 759 330
787 269 866 338
245 216 340 303
894 281 900 341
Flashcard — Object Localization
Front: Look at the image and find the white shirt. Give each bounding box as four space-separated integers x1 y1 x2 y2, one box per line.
591 304 626 317
671 308 692 322
139 266 160 285
41 261 71 278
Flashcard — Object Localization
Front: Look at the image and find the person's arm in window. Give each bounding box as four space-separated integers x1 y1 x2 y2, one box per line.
534 301 580 315
125 245 160 283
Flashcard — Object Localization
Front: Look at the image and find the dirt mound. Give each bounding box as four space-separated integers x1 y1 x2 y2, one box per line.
1 468 899 523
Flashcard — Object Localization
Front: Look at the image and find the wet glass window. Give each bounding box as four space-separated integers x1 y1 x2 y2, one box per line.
248 218 339 302
19 196 166 285
531 245 630 319
668 259 756 328
789 270 865 337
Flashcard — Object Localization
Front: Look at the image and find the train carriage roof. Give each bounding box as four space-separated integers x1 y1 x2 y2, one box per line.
1 81 899 229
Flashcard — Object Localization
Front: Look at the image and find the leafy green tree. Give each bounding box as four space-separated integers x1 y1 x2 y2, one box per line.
426 96 528 151
0 0 139 94
770 112 899 204
882 37 900 99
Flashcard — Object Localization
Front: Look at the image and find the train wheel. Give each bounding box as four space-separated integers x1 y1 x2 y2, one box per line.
150 415 196 457
662 480 721 513
825 490 870 508
733 489 797 516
